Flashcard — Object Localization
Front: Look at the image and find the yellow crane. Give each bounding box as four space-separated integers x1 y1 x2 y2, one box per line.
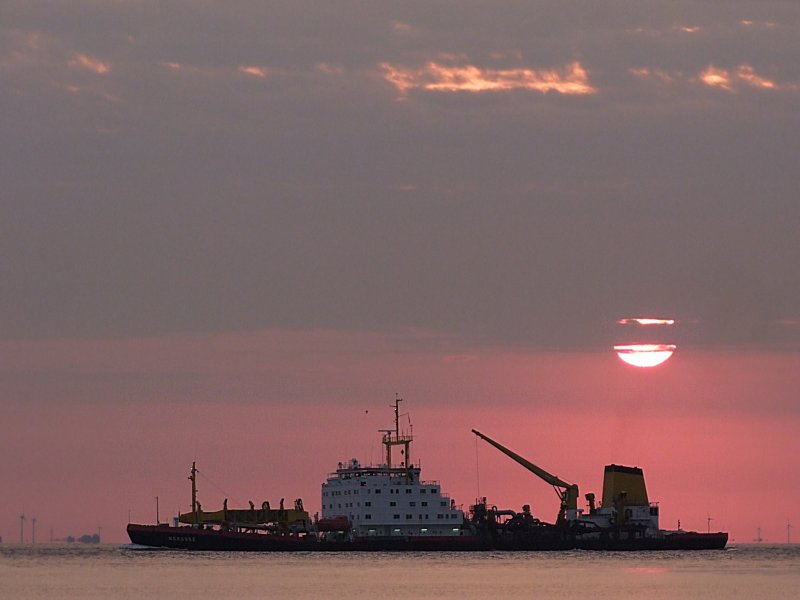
472 429 579 525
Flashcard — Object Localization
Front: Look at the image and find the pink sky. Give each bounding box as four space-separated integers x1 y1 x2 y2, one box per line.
2 329 797 544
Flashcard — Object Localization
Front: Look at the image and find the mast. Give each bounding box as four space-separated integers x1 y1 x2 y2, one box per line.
190 462 198 524
382 395 413 474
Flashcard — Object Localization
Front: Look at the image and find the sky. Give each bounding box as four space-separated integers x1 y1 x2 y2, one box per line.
1 1 798 544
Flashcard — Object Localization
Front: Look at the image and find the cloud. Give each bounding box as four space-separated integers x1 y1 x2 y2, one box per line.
237 65 266 78
739 19 777 29
735 65 777 89
700 65 734 90
380 60 596 97
391 21 413 34
315 62 345 75
617 318 676 326
61 83 120 102
68 52 110 74
631 64 795 93
628 67 681 84
699 64 796 92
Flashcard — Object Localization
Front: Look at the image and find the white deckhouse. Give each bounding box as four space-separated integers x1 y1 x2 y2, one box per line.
321 398 465 537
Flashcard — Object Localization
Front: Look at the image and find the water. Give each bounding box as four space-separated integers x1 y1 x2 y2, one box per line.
1 544 798 599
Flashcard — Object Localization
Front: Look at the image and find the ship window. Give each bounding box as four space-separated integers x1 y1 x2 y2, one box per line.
354 490 359 495
390 502 396 507
393 514 400 519
406 514 412 519
431 489 437 494
421 489 426 494
421 502 428 507
375 489 381 494
405 489 412 494
409 502 416 507
650 507 659 516
365 502 371 507
437 514 443 519
365 514 372 520
440 501 447 506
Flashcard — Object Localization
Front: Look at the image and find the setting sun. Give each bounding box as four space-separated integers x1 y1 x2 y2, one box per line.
614 343 676 367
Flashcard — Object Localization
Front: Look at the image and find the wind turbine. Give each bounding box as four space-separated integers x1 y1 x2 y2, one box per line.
19 512 26 544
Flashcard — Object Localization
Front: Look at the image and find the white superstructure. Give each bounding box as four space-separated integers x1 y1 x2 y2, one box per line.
321 399 465 537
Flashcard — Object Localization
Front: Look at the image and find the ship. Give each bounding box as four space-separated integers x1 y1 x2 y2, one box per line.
127 398 727 551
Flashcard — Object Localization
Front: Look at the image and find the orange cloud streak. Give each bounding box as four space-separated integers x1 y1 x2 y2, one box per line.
381 61 596 96
699 64 790 92
69 52 110 74
237 65 267 78
633 63 794 93
736 65 776 89
700 65 733 90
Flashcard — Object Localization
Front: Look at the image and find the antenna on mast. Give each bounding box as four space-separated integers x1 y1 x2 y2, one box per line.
394 393 402 435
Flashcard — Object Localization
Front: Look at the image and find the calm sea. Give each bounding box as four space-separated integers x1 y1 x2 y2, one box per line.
1 544 798 599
